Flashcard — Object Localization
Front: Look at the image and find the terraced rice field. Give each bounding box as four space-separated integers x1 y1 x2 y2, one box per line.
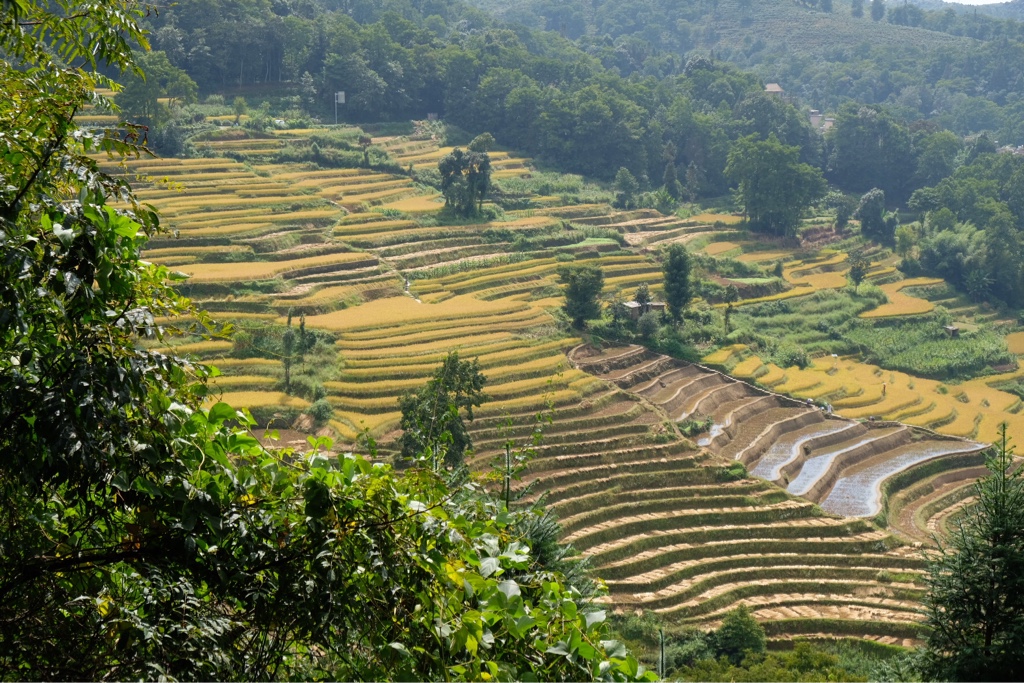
140 127 1006 646
552 345 937 645
861 278 944 318
707 345 1024 446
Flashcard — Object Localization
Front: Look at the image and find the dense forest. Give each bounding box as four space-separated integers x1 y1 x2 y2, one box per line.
471 0 1024 144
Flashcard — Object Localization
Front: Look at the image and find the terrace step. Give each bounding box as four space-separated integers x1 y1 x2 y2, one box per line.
549 479 767 518
597 531 896 582
687 381 758 422
558 490 786 536
650 575 922 616
565 499 816 550
926 495 976 536
598 355 669 384
784 427 910 502
611 553 925 596
749 420 865 482
285 265 385 285
820 440 985 518
890 465 987 540
676 380 748 425
632 365 704 395
719 407 821 462
660 374 733 419
586 516 879 567
700 395 779 450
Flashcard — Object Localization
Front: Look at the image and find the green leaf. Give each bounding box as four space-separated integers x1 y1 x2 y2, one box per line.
546 642 570 657
208 402 237 424
497 579 520 600
479 556 500 578
53 223 74 246
515 615 536 636
601 639 628 659
584 609 606 630
111 216 141 238
620 655 640 678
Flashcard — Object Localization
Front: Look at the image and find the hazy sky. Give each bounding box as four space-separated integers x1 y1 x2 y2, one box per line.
946 0 1011 5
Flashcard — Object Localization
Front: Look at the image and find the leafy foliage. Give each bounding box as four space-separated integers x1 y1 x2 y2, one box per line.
118 50 198 127
439 147 492 217
399 351 487 470
922 425 1024 682
662 243 693 322
844 319 1013 379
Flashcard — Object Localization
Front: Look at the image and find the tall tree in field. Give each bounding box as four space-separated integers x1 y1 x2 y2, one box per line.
922 425 1024 681
856 188 889 242
438 147 492 216
614 167 640 209
662 243 693 323
634 282 651 312
663 159 682 199
847 254 870 292
399 352 487 470
870 0 886 21
558 263 604 328
725 134 826 237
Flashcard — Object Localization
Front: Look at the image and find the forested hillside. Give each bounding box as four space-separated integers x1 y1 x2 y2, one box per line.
469 0 1024 144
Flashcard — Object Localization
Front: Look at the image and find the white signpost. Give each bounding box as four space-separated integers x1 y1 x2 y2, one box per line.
334 91 345 124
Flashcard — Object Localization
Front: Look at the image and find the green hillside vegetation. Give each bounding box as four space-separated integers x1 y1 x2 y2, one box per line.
471 0 1024 144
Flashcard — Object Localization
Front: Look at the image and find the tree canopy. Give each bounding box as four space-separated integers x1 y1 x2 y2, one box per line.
439 147 492 217
662 244 693 323
725 134 826 236
558 263 605 328
399 351 487 470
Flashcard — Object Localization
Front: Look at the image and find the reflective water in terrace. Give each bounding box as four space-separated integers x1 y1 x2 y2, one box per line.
821 442 981 518
697 422 725 447
750 421 858 481
787 429 902 496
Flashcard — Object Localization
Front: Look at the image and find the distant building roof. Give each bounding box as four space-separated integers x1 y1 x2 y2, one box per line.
765 83 784 93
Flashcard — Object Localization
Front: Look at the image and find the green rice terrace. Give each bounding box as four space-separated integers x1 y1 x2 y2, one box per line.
124 124 1024 649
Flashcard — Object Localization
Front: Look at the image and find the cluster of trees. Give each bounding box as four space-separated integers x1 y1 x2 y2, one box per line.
0 2 662 679
135 0 824 193
556 245 706 360
438 147 492 216
902 148 1024 305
